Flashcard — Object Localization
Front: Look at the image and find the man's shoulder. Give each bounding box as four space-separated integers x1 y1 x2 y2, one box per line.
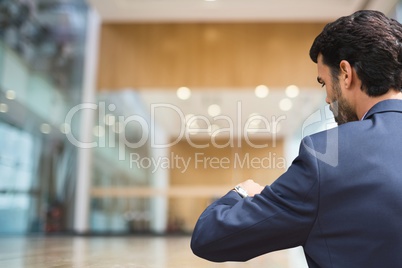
299 121 370 167
306 120 367 143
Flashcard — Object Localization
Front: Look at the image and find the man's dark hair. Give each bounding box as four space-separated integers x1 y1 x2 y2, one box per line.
310 10 402 96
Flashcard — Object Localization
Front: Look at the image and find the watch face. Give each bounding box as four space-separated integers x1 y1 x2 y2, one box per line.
235 186 248 198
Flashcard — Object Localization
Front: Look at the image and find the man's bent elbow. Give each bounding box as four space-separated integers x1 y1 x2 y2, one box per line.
190 237 225 262
191 236 250 262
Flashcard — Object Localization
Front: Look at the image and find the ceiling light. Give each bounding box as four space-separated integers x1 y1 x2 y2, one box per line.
177 87 191 100
208 104 221 117
255 85 269 98
60 123 71 134
204 0 217 2
0 103 8 113
40 123 51 134
279 98 293 111
247 113 264 132
5 90 16 100
285 85 300 98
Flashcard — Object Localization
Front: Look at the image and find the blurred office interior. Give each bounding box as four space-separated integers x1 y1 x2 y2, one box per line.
0 0 400 241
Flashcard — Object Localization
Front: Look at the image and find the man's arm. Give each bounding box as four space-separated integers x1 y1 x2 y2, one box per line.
234 179 265 197
190 136 320 262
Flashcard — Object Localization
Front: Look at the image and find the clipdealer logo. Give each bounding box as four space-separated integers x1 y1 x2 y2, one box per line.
63 101 286 160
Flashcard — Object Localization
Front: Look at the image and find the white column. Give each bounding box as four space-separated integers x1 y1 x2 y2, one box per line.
149 125 169 233
73 8 101 233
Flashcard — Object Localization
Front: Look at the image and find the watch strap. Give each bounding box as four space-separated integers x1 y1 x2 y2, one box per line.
234 185 248 198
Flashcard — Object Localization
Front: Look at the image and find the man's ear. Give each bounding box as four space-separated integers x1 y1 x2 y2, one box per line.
339 60 353 89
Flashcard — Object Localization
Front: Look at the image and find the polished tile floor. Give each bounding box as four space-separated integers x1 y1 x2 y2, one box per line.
0 236 307 268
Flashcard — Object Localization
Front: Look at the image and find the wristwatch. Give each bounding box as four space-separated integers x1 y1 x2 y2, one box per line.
234 185 248 198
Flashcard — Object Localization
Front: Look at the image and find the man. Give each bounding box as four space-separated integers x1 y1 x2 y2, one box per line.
191 10 402 267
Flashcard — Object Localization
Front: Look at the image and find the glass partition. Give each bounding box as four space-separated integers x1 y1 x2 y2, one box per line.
0 0 88 234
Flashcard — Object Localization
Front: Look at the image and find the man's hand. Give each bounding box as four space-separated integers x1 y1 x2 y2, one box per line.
236 179 264 197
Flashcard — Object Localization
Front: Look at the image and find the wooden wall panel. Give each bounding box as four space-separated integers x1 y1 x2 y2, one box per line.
97 23 326 89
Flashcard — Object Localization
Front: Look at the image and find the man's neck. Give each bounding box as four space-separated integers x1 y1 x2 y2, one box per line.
356 89 402 120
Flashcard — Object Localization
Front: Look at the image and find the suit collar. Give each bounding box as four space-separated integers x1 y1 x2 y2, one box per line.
363 99 402 120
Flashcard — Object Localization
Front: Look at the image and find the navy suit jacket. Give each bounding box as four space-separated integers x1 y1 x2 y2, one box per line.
191 100 402 268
